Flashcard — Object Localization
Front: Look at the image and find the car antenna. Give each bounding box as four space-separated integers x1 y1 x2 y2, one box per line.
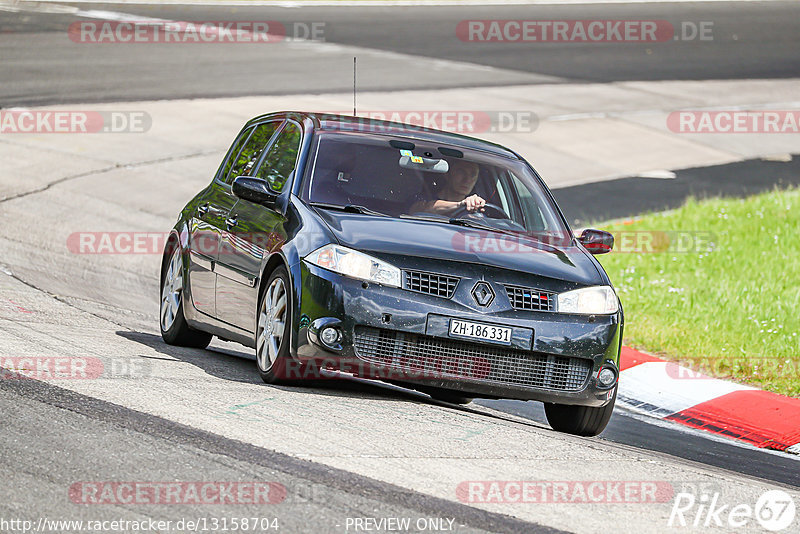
353 56 357 116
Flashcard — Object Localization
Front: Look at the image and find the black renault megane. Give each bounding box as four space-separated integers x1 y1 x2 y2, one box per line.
160 111 622 436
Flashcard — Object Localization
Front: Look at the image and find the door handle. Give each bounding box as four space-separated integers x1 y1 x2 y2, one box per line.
225 217 238 230
197 204 224 217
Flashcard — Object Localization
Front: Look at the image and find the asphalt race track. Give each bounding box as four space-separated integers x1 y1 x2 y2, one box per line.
1 1 799 533
2 1 799 105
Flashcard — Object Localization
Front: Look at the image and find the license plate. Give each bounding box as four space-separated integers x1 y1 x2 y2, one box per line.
449 319 512 345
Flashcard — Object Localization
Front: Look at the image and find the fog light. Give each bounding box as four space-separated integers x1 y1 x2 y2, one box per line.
598 367 617 387
320 327 339 346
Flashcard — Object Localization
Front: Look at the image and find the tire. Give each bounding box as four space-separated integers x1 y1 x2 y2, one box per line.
160 243 212 349
427 388 474 405
544 389 616 437
256 266 305 384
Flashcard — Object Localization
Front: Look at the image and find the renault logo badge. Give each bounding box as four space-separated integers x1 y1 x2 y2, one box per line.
471 281 495 307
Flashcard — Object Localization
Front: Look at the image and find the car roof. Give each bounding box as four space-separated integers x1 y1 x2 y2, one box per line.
245 111 521 160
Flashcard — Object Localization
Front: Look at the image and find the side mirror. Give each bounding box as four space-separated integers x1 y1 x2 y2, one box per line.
232 176 278 208
577 229 614 254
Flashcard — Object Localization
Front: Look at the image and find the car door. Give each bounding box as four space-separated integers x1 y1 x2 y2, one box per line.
215 120 303 331
188 120 281 318
188 124 252 316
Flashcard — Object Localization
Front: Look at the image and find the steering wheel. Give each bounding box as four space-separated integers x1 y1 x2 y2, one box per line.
451 202 511 220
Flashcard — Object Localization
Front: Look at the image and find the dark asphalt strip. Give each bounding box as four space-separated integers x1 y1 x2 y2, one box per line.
551 155 800 226
51 1 800 83
0 373 565 534
3 1 799 106
478 400 800 490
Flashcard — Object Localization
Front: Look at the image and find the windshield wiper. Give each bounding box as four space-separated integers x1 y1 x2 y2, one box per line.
447 217 520 237
400 214 522 237
449 218 570 256
309 202 389 217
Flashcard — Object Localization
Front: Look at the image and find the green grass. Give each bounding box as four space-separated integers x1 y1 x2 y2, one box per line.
596 188 800 397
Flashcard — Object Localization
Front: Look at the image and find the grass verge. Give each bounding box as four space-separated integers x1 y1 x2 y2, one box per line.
596 187 800 397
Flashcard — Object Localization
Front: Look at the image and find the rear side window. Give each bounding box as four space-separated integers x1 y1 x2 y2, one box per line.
255 122 302 193
223 121 281 184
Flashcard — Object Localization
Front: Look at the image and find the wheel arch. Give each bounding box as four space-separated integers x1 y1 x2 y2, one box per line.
258 252 303 359
161 226 195 317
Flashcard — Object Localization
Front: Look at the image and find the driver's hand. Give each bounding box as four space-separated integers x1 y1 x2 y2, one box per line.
461 194 486 213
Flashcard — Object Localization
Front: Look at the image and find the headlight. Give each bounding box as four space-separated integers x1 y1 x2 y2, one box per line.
305 244 401 287
557 286 619 315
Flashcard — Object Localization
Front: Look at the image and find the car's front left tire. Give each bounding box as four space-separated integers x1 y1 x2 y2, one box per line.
544 389 616 436
256 266 305 384
428 388 474 405
160 244 212 349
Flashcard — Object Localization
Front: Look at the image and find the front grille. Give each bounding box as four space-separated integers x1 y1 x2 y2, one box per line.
403 270 459 299
353 327 591 391
504 284 555 312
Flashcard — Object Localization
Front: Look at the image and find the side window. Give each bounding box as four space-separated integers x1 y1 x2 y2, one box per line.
219 126 254 184
495 179 511 216
509 172 548 232
224 121 280 184
255 122 302 193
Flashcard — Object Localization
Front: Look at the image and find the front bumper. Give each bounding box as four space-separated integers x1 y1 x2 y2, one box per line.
293 262 622 407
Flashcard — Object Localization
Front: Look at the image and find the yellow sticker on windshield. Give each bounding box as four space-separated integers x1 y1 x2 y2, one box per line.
411 156 424 163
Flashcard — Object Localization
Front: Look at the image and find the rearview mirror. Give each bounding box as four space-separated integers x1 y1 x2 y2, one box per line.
577 229 614 254
398 153 449 173
232 176 278 208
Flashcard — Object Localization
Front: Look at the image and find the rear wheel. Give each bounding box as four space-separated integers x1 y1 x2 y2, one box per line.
256 266 304 384
160 244 212 349
544 390 616 436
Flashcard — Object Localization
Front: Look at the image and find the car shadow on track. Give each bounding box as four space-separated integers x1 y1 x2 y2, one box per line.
115 330 553 432
116 330 439 404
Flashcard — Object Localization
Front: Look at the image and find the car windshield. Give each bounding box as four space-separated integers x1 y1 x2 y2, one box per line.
301 132 572 242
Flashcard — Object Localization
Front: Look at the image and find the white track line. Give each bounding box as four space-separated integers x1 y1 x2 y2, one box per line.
19 0 790 7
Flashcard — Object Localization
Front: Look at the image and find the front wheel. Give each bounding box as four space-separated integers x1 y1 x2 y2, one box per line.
544 390 616 436
256 266 304 384
428 389 474 405
160 244 212 349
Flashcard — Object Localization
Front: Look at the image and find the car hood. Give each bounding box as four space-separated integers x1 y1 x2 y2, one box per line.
313 209 602 286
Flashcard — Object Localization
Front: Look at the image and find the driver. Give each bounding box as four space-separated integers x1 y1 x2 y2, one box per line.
410 160 486 215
